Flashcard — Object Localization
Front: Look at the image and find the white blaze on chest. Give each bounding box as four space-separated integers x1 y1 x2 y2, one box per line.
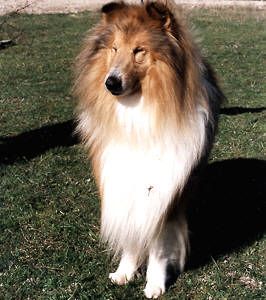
99 95 182 250
115 94 153 135
98 95 207 252
100 138 182 251
102 95 181 219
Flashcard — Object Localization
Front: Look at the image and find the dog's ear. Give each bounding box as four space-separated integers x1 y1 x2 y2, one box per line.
101 2 126 22
145 1 172 31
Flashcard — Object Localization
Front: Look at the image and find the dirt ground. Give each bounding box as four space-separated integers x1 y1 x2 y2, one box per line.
0 0 265 15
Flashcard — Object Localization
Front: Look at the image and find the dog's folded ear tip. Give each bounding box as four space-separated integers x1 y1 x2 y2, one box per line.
145 1 172 30
101 2 125 14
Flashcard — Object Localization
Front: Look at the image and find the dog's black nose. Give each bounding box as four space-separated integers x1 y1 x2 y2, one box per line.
105 75 123 95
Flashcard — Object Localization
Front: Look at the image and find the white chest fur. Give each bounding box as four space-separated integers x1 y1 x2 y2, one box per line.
99 95 207 254
100 139 181 252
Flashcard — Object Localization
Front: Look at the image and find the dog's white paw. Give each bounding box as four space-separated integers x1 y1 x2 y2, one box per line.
109 253 138 285
109 271 132 285
144 283 165 299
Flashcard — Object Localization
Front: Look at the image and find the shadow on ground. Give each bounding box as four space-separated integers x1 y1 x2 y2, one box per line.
220 106 266 115
0 120 78 164
187 158 266 270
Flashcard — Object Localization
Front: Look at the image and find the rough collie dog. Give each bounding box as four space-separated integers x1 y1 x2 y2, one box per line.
73 1 224 298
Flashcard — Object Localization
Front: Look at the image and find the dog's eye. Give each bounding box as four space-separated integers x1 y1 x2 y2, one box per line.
133 47 144 54
133 47 146 63
112 46 117 52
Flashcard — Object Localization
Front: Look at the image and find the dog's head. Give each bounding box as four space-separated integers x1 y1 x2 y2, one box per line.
98 1 180 97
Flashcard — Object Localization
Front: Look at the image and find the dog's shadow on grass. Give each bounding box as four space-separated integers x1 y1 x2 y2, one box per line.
0 120 78 164
186 158 265 270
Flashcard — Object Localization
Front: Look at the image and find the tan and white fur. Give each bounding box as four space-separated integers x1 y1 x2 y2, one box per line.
73 1 224 298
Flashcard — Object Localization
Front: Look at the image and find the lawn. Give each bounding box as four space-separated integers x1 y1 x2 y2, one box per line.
0 8 265 300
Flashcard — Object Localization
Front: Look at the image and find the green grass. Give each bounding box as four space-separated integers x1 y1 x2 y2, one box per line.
0 9 265 299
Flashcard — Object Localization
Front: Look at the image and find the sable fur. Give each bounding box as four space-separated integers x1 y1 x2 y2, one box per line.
73 1 224 298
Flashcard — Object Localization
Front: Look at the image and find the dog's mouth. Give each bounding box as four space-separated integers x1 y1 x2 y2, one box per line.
110 90 123 96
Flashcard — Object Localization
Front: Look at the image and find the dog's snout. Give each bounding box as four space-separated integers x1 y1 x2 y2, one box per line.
105 75 123 95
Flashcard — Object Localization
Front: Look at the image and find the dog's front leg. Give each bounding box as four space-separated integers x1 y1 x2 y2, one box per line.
144 217 188 299
109 251 139 285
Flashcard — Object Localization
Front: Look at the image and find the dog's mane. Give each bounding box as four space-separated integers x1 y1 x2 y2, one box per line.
73 1 209 143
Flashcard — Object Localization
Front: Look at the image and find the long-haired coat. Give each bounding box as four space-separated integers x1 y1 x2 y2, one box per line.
73 1 224 298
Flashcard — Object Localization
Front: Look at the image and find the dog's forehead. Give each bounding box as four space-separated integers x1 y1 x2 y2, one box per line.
103 5 168 49
112 27 152 48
